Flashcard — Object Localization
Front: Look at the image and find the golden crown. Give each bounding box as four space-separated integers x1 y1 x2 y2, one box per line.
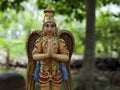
43 6 55 23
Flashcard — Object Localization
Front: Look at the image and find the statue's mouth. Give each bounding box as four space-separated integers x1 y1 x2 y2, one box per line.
47 31 53 35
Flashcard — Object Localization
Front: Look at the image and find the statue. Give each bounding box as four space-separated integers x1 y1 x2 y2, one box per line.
26 6 74 90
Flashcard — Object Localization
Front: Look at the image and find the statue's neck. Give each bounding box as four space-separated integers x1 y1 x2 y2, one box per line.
45 35 56 40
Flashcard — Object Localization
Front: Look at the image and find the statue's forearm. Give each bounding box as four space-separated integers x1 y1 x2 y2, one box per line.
32 54 48 61
52 54 69 62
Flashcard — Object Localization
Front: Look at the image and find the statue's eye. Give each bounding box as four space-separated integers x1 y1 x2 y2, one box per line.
45 24 49 27
44 23 56 28
51 24 55 28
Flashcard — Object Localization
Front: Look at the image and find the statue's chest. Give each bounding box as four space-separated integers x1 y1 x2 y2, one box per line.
42 39 59 53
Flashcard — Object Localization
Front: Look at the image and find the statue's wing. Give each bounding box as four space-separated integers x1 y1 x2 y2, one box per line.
58 30 75 90
26 30 42 90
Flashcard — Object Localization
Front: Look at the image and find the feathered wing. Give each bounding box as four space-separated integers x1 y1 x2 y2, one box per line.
58 30 74 90
26 30 42 90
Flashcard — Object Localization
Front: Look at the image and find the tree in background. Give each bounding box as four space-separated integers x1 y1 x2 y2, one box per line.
79 0 96 90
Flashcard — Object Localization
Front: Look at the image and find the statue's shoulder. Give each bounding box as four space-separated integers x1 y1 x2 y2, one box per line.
58 38 67 48
35 36 44 44
58 38 65 44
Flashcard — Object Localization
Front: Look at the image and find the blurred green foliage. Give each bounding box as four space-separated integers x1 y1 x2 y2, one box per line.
96 11 120 57
0 0 120 60
0 0 28 11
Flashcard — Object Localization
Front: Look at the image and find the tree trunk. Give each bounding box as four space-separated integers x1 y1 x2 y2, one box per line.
79 0 96 90
6 49 10 70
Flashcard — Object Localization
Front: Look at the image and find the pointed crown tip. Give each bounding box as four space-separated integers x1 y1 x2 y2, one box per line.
44 5 54 13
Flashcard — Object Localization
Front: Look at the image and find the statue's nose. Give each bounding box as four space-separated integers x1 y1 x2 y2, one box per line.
48 26 51 30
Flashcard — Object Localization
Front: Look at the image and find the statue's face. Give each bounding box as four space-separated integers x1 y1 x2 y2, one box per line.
43 22 56 35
